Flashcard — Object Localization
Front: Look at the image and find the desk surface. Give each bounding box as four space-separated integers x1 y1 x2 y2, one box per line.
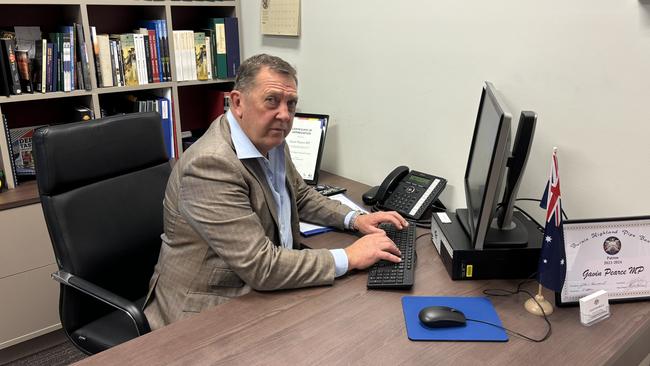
77 172 650 366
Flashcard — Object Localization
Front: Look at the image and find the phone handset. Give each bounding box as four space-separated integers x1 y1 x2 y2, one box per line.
373 165 410 204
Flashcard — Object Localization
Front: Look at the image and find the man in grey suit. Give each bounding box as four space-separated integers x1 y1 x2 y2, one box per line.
144 54 407 329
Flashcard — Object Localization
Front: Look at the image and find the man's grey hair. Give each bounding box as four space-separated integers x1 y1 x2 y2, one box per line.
233 54 297 93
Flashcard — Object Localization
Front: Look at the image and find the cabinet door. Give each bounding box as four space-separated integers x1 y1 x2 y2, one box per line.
0 204 60 349
0 204 55 278
0 264 60 349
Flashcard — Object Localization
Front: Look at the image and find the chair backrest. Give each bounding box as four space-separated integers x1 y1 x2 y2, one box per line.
33 112 172 332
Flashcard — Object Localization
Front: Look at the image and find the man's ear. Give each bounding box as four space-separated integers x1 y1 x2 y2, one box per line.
230 90 244 119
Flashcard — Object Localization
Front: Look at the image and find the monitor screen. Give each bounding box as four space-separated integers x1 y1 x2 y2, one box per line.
466 91 505 236
458 82 512 250
285 113 329 185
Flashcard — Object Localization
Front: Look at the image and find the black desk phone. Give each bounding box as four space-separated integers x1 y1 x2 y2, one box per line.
363 166 447 220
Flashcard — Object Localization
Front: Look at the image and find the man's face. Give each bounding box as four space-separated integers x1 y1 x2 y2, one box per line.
231 67 298 156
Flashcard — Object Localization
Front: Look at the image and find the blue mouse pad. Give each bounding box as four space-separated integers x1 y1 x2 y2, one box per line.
402 296 508 342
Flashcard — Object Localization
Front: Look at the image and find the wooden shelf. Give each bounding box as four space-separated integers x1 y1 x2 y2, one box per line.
0 181 39 211
176 78 234 87
94 82 175 95
0 90 93 104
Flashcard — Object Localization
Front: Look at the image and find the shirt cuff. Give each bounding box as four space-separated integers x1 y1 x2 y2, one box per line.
344 210 357 230
329 248 349 277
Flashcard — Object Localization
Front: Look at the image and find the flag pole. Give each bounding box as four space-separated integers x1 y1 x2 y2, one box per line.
525 146 563 317
525 283 554 316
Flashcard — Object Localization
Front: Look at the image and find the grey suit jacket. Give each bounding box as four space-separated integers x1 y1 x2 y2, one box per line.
143 114 352 329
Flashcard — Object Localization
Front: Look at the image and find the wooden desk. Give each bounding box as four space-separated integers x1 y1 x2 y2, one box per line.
77 172 650 366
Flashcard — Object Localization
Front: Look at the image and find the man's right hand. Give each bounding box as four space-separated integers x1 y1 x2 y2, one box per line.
344 232 401 271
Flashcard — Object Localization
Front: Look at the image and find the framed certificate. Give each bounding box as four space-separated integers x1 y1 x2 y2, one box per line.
556 216 650 306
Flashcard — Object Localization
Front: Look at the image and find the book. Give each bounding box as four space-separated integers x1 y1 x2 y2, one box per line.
75 23 92 91
108 39 117 86
0 41 11 96
60 29 72 92
32 41 43 93
59 25 75 91
141 33 153 83
204 35 213 80
49 34 59 91
132 33 148 85
39 39 47 93
49 32 63 91
158 96 174 159
177 31 196 82
45 42 53 92
96 34 114 87
194 32 208 81
108 37 123 86
90 26 102 87
120 34 138 86
0 112 17 188
224 17 240 78
1 38 22 94
208 18 228 79
158 20 171 82
10 125 44 176
15 50 33 93
172 31 183 81
146 29 160 82
75 61 84 90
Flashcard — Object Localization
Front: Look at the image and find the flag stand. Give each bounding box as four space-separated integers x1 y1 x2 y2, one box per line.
525 283 554 316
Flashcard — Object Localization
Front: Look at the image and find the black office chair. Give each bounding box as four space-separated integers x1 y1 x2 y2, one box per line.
33 112 172 355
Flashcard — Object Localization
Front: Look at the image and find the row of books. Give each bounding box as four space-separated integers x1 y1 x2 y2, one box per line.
0 25 92 96
91 20 171 88
174 17 240 82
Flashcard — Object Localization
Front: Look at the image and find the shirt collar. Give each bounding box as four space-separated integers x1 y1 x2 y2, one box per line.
227 110 264 160
226 110 286 161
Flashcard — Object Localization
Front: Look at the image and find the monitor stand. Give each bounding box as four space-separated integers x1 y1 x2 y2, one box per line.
456 208 528 249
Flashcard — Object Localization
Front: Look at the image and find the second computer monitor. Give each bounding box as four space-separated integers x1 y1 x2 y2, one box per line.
457 81 536 250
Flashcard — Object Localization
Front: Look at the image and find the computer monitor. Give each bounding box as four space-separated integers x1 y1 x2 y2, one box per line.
285 112 329 185
456 82 536 250
496 111 537 229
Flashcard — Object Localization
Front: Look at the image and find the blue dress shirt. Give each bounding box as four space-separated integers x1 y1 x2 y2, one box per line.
226 111 349 276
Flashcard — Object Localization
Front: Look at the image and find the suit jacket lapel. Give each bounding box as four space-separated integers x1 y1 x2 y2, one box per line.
220 116 281 235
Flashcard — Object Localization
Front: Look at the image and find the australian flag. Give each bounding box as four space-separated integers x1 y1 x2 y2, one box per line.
537 148 567 292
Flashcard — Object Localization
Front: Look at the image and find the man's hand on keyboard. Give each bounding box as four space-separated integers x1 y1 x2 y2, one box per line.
344 232 402 271
354 211 409 235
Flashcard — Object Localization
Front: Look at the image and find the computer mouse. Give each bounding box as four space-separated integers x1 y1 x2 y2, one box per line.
418 305 467 328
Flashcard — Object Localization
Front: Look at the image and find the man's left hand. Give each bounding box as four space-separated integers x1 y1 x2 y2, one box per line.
354 211 408 235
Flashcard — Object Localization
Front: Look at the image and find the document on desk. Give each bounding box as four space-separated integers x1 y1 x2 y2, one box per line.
299 194 368 236
559 217 650 304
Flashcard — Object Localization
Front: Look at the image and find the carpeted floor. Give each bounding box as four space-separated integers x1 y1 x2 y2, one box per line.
1 341 86 366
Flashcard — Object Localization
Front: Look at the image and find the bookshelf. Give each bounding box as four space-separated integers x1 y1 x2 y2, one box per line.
0 0 241 350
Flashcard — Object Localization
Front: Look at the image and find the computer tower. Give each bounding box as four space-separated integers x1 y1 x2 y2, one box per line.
431 210 543 280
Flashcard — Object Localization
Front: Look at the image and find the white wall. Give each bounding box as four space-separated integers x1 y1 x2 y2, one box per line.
240 0 650 221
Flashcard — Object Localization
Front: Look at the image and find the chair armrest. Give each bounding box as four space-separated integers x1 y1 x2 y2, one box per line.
52 270 151 335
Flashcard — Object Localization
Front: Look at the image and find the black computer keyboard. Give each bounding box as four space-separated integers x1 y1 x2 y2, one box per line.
315 184 347 196
367 223 416 289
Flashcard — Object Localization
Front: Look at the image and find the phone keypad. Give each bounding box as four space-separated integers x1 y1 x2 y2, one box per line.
385 191 418 212
380 172 447 220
